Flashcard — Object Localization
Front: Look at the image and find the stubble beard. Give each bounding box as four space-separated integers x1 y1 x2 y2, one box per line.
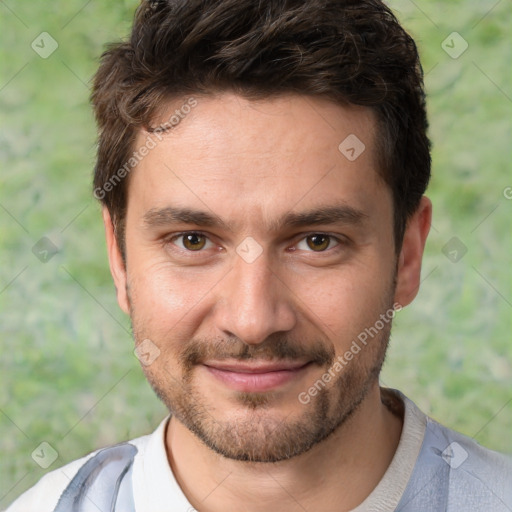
129 288 395 463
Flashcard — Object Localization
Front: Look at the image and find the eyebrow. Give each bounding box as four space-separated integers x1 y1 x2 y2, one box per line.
276 204 368 230
142 204 368 232
143 207 231 230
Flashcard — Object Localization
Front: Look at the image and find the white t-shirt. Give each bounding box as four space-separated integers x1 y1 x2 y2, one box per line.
5 389 512 512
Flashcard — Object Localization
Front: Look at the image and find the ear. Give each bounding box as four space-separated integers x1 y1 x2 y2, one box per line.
102 207 130 314
394 196 432 308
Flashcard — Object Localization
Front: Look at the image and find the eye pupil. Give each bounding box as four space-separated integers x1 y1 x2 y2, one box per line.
183 233 206 251
307 234 330 251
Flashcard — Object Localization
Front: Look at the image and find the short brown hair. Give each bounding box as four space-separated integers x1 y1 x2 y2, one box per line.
91 0 431 257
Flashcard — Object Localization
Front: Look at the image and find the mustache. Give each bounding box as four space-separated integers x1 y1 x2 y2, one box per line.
180 335 335 370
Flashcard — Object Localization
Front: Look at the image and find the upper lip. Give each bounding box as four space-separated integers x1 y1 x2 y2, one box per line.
203 360 311 373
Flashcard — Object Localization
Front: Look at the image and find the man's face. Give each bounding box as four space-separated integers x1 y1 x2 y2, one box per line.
106 93 414 462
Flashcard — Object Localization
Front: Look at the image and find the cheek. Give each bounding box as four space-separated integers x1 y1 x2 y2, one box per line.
132 270 186 314
127 260 220 334
291 263 392 341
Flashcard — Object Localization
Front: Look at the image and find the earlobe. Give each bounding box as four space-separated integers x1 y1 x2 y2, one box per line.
102 208 130 314
394 196 432 308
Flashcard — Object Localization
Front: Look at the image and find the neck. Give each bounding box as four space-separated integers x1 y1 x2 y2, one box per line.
165 384 403 512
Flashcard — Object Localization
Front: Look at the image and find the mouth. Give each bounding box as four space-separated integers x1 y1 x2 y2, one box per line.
202 360 312 392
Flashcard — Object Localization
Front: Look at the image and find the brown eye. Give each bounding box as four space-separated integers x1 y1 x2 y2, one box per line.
182 233 206 251
306 234 331 251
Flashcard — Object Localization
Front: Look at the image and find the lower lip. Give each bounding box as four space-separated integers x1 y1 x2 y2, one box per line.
204 364 310 392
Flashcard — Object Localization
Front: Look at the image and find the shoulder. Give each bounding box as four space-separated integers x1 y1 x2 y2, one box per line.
425 416 512 477
5 451 98 512
400 411 512 511
5 432 153 512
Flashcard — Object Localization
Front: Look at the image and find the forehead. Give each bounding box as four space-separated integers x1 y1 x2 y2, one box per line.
146 92 377 167
127 93 387 230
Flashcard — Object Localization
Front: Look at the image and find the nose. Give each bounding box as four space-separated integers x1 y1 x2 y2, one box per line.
214 250 297 346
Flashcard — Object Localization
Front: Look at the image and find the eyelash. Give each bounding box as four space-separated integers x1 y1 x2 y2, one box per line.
165 231 346 255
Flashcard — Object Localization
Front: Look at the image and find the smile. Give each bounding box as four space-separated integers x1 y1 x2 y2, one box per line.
202 360 312 392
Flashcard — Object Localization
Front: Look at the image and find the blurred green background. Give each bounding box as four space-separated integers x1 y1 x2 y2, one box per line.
1 0 511 506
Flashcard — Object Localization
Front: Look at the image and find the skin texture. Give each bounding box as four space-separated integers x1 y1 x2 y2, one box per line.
103 93 432 511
